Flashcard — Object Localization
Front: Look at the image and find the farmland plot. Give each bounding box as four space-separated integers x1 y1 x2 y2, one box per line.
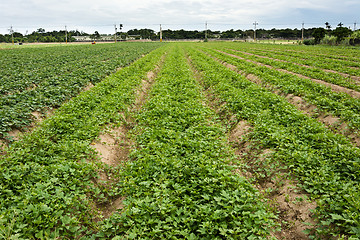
1 42 360 239
0 45 167 238
0 43 161 141
187 43 360 239
199 44 360 145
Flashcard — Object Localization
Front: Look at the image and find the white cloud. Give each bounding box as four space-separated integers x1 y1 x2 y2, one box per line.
0 0 359 34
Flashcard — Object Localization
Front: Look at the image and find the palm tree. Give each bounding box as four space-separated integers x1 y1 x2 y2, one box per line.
325 22 331 30
325 22 332 33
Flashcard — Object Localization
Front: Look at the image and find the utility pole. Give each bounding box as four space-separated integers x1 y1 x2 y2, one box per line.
114 24 117 43
9 26 14 45
160 24 162 42
205 21 208 42
301 22 304 42
253 21 258 41
65 25 67 44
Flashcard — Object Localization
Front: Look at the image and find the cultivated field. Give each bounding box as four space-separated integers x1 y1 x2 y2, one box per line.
0 42 359 239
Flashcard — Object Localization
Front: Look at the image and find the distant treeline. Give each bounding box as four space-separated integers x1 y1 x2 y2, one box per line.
0 28 84 43
0 26 358 43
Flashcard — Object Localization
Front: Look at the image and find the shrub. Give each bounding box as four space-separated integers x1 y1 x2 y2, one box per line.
349 30 360 45
321 35 337 45
303 39 315 45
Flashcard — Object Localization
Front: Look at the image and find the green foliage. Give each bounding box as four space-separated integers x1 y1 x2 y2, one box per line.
187 44 360 238
352 30 360 39
95 45 277 239
0 43 162 139
303 39 315 45
0 46 166 238
200 43 360 131
1 41 360 239
312 28 326 44
349 31 360 46
321 35 337 45
127 29 157 40
333 27 352 44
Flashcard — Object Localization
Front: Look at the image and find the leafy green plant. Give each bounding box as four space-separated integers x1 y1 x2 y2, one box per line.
0 45 166 238
0 43 162 138
95 45 278 239
303 39 315 45
200 45 360 132
186 44 360 238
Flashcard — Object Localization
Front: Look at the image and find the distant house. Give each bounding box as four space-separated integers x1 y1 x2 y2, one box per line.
73 36 93 42
73 34 147 42
127 35 142 40
73 35 115 42
100 35 115 41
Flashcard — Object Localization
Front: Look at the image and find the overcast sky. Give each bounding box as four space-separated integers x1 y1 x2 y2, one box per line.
0 0 359 34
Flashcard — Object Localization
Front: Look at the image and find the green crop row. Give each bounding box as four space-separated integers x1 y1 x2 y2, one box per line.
0 43 162 139
199 46 360 133
248 43 360 63
0 43 161 95
95 45 278 239
0 46 166 239
233 44 360 77
210 43 360 92
186 45 360 238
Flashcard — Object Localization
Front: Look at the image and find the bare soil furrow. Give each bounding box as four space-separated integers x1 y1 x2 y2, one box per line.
90 53 166 220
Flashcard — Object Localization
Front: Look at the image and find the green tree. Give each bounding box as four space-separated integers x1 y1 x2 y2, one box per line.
127 28 156 39
333 26 351 43
349 30 360 45
313 28 326 44
37 28 45 33
0 34 5 42
91 31 101 40
221 29 238 39
325 22 332 33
